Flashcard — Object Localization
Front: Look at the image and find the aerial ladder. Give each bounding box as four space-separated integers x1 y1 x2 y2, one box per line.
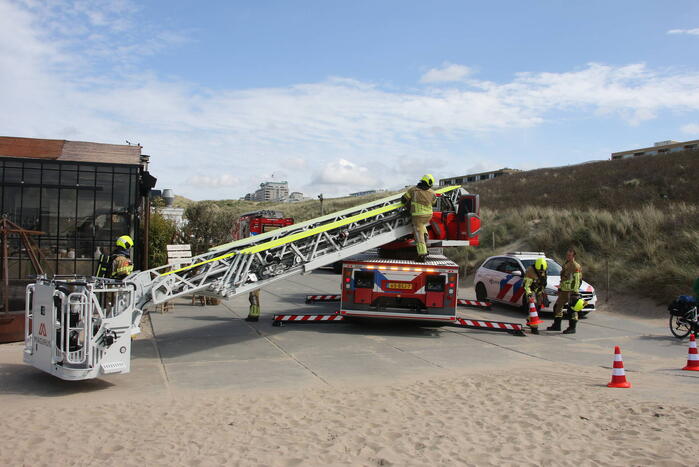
24 186 487 380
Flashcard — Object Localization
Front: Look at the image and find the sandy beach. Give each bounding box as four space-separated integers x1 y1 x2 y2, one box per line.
2 363 698 466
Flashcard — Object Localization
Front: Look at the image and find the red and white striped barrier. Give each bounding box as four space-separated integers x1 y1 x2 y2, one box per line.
457 299 492 309
273 313 344 325
305 295 341 303
454 317 524 334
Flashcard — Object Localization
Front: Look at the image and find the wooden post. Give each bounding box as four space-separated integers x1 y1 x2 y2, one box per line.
2 222 8 314
606 256 610 303
143 194 151 270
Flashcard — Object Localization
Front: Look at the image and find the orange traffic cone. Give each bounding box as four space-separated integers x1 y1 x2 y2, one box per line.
607 345 631 388
682 333 699 371
527 297 543 327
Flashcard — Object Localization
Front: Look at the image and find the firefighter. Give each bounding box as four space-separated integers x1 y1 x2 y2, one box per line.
548 247 582 333
523 257 548 334
246 289 260 322
96 235 134 280
401 174 437 262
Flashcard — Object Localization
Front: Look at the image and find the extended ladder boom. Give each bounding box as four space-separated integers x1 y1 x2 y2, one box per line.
23 185 469 380
129 185 462 310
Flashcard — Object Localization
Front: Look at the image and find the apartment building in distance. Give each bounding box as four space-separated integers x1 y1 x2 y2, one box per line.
244 181 290 202
611 139 699 160
439 168 520 186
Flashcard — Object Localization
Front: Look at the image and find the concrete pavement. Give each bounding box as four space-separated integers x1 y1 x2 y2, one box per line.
1 269 698 400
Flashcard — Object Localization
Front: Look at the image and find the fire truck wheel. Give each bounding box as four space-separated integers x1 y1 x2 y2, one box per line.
475 283 487 302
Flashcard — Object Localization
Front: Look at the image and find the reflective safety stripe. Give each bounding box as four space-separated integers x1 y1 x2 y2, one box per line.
614 354 623 362
411 202 433 216
612 368 626 376
688 354 699 361
162 185 460 276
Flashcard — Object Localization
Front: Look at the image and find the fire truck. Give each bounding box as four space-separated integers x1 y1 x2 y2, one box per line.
274 191 503 326
231 210 294 240
338 252 459 322
337 192 480 321
24 186 523 382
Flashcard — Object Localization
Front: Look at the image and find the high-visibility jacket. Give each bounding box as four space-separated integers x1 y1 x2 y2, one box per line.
523 266 547 295
402 185 436 216
110 252 134 279
559 259 582 293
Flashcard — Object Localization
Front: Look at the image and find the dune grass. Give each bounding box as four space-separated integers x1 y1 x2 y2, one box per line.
445 203 699 302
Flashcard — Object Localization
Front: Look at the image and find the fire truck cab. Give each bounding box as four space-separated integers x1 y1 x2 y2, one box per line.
340 252 460 322
379 191 481 254
231 210 294 240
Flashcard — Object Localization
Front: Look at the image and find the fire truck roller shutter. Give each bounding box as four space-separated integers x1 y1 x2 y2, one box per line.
426 274 446 308
353 270 374 304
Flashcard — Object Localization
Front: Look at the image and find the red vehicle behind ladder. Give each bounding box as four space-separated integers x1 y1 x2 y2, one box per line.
231 210 294 240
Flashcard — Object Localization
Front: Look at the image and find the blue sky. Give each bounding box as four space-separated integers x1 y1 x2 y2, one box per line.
1 0 699 200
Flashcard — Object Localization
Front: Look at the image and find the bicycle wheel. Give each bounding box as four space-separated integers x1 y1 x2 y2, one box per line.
669 314 692 338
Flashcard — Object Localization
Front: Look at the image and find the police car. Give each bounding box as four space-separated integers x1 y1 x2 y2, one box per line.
473 252 596 316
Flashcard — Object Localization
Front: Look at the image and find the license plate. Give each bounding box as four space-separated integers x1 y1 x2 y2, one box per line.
387 282 412 290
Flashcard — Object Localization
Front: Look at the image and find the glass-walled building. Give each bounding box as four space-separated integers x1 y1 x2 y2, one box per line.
0 137 151 308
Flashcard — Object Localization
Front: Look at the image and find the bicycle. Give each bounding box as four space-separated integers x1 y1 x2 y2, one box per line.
668 296 698 338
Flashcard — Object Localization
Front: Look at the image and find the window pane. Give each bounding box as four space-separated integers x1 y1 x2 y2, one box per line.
4 167 21 184
112 173 131 236
76 189 95 259
78 170 95 187
23 168 41 184
61 168 77 186
42 169 59 186
59 188 77 238
95 172 113 241
21 187 40 231
41 188 59 236
3 185 21 223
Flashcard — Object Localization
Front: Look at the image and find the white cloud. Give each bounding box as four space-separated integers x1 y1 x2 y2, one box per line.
311 159 379 189
667 28 699 35
420 63 473 83
680 123 699 134
4 2 699 199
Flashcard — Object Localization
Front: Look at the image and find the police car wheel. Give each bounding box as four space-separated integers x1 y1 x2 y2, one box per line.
475 283 487 302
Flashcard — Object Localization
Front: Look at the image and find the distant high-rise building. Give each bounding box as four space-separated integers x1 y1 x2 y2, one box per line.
245 181 289 202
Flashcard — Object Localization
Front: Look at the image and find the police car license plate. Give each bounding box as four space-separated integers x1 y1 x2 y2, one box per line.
387 282 412 290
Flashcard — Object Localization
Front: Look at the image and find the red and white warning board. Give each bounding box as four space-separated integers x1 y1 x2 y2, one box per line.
457 299 492 309
305 295 341 303
273 314 345 324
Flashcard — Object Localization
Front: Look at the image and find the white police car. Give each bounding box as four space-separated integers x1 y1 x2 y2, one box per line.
473 252 596 315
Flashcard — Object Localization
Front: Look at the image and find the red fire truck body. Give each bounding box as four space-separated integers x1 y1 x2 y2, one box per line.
340 252 460 322
231 210 294 240
379 192 481 252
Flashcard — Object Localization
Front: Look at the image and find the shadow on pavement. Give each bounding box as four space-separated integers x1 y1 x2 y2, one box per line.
0 363 114 397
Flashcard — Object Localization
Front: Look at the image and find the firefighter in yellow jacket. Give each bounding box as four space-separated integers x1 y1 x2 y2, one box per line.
401 174 437 262
523 257 548 334
548 248 582 334
96 235 134 280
